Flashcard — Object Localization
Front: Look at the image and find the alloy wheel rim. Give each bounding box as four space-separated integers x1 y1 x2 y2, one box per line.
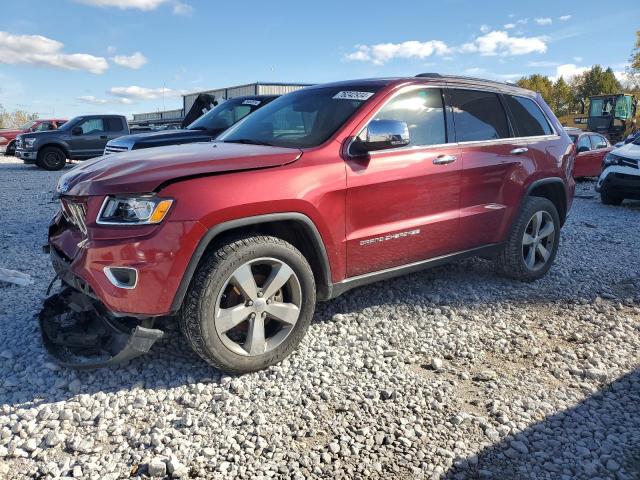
522 210 555 271
46 152 60 166
214 257 302 357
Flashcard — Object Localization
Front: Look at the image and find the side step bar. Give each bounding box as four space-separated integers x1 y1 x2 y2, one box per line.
39 286 164 369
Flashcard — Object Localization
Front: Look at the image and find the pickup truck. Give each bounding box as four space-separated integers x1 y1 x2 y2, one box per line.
0 119 67 156
15 114 129 170
104 96 276 155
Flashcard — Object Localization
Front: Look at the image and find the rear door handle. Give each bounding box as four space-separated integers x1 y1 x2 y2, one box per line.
433 154 458 165
510 147 529 155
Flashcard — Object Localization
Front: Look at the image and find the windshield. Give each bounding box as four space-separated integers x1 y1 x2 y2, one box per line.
218 86 381 148
589 97 615 118
19 121 37 130
188 98 263 131
57 116 82 131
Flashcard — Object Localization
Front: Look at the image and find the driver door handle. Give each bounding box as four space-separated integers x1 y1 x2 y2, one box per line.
433 154 458 165
510 147 529 155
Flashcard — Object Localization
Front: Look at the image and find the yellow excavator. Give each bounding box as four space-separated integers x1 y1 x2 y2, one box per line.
559 93 638 143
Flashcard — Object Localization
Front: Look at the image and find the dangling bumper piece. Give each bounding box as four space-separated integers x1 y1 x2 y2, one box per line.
39 285 164 369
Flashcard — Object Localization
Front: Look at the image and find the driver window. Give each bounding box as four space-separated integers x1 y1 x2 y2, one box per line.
371 88 446 147
590 134 608 149
79 118 105 135
577 135 591 152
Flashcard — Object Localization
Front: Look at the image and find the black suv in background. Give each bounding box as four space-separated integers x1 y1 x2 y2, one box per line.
16 115 129 170
103 95 277 155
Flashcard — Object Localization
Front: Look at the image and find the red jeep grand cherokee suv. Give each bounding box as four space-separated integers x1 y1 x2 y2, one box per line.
43 74 575 373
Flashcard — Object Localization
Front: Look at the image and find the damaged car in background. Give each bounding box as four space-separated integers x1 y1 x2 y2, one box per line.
40 74 575 373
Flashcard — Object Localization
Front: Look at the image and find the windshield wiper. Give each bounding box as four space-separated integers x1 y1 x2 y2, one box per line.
223 139 275 146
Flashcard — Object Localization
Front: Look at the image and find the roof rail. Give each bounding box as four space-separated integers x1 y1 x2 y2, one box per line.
415 73 518 87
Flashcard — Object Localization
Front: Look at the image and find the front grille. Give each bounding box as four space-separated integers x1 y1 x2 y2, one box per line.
103 145 129 156
619 157 639 169
60 198 88 236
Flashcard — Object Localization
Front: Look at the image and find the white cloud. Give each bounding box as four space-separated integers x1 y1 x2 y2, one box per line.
108 86 178 101
527 60 561 67
78 95 132 105
559 15 572 21
76 0 168 10
517 19 528 25
346 30 547 64
106 45 117 54
552 64 589 80
111 52 147 69
504 23 516 29
76 0 193 13
480 24 490 33
534 17 552 26
172 1 193 15
345 40 451 65
0 31 108 74
460 30 547 56
573 56 583 63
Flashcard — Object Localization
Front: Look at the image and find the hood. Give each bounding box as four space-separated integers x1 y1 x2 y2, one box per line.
0 128 24 136
19 129 60 140
58 141 303 196
109 129 215 149
612 142 640 160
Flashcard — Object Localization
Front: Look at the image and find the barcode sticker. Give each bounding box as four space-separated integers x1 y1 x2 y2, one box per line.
242 99 261 106
332 91 375 101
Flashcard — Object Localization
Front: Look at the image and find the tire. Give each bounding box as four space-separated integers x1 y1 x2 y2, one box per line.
6 141 16 156
600 192 623 206
180 235 316 374
495 197 561 282
37 146 66 171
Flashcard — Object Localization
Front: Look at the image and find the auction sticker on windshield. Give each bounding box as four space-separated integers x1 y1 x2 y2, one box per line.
242 100 261 106
333 91 375 101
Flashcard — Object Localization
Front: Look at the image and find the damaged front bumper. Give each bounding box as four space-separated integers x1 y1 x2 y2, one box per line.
39 285 164 369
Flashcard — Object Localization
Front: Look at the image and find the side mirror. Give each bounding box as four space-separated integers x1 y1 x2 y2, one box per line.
72 126 83 136
577 145 590 153
351 119 410 155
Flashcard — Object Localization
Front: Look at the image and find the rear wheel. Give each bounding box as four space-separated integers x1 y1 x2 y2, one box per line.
37 146 66 171
600 192 623 206
6 141 16 156
496 197 560 282
180 235 316 374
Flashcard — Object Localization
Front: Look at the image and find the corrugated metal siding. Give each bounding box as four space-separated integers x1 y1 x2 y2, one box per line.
182 82 313 114
257 84 309 96
132 108 184 121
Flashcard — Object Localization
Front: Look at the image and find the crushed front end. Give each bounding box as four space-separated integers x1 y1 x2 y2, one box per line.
40 192 201 369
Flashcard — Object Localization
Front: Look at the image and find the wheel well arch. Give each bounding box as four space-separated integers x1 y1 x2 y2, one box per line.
170 213 332 313
526 178 568 225
38 143 69 158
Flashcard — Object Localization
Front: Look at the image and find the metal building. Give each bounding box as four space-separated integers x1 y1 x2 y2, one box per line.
182 82 311 116
130 108 184 129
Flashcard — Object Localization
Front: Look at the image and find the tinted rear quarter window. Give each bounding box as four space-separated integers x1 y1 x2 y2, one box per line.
450 89 510 142
105 118 124 132
505 95 552 137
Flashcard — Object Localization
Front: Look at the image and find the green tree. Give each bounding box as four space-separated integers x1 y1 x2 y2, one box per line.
0 108 37 129
576 65 622 106
516 74 554 106
631 30 640 71
550 76 574 116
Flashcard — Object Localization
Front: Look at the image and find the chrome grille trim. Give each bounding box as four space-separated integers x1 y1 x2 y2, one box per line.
61 199 88 236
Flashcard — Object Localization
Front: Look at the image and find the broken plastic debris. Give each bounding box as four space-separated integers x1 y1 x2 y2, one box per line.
0 268 34 286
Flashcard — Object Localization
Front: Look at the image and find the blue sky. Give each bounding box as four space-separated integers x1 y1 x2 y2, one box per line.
1 0 638 119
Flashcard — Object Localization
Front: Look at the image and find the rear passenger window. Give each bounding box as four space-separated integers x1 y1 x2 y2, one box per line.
505 95 553 137
371 88 446 147
450 89 510 142
105 118 124 132
590 134 608 149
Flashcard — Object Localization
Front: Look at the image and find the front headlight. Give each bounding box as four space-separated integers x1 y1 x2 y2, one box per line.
97 196 174 225
24 138 37 149
602 153 619 167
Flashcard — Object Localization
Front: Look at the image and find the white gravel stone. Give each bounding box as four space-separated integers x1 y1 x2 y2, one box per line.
1 159 639 479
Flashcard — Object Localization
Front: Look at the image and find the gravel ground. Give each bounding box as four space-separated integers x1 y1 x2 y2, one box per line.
0 155 639 480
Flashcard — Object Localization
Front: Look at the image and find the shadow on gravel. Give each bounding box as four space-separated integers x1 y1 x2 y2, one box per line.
442 368 640 480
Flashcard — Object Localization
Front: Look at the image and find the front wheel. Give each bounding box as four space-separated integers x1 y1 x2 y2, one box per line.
180 235 316 374
495 197 561 282
37 147 66 171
